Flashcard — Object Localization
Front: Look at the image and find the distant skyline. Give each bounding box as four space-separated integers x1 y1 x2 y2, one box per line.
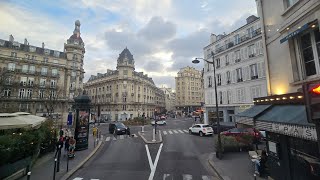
0 0 257 89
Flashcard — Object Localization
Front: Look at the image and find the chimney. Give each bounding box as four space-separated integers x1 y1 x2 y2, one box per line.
24 38 28 45
9 35 14 42
42 42 45 48
246 15 258 24
210 34 217 43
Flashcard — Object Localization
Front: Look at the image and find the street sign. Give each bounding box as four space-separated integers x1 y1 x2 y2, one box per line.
67 112 72 125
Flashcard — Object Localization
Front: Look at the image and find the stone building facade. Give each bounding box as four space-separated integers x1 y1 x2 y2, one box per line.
84 48 165 121
160 87 176 112
0 20 85 122
175 66 204 113
203 15 268 123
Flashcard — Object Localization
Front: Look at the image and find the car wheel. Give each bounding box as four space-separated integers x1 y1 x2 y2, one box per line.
199 131 204 137
189 130 192 134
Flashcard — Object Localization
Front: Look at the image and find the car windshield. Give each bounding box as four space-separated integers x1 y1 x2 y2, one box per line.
116 123 126 128
202 125 210 128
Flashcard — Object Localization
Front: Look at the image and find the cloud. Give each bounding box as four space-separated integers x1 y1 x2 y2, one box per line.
143 60 165 72
138 16 176 42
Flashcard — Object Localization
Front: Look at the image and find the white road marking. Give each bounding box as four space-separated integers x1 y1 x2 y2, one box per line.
120 135 124 140
105 137 111 141
183 130 189 133
148 143 163 180
72 178 83 180
173 130 179 134
112 136 117 141
163 131 168 135
178 130 184 133
133 134 138 137
182 174 193 180
145 145 153 171
202 175 214 180
168 130 173 134
91 179 100 180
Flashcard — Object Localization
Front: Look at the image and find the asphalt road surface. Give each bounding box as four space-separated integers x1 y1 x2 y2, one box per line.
70 117 218 180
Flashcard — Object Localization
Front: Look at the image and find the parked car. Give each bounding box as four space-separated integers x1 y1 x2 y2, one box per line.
220 128 262 143
189 124 213 136
210 122 235 134
109 122 130 135
151 120 166 125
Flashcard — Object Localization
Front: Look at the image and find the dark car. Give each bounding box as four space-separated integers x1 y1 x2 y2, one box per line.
109 122 130 135
210 122 235 134
221 128 262 143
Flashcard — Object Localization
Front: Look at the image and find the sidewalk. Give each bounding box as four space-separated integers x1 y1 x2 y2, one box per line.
20 130 102 180
208 152 267 180
138 129 162 144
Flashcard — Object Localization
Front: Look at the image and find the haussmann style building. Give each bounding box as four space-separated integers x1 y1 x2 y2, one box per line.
0 20 85 122
84 48 165 121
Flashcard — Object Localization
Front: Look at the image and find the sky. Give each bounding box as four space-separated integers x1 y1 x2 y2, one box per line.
0 0 257 89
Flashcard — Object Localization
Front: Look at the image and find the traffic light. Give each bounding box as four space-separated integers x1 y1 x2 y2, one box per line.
303 83 320 123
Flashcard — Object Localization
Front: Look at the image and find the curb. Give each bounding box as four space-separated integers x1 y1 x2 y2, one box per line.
60 141 103 180
207 153 225 180
138 130 162 144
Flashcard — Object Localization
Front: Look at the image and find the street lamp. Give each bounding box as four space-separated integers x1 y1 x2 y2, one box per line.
192 51 223 159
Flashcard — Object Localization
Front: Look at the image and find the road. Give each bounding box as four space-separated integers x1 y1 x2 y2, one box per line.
69 117 218 180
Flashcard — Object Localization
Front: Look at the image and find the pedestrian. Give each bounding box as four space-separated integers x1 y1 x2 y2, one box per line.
64 136 70 155
69 136 76 154
254 150 268 175
93 126 97 137
59 128 64 137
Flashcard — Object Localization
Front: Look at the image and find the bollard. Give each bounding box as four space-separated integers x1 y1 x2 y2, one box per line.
27 171 31 180
53 158 57 180
152 128 156 142
57 146 61 172
254 173 256 180
66 155 69 172
141 126 145 133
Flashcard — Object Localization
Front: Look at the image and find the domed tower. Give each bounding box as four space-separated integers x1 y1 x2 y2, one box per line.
117 47 135 78
64 20 85 99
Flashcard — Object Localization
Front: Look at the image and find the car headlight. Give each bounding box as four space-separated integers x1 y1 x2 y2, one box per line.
117 129 120 131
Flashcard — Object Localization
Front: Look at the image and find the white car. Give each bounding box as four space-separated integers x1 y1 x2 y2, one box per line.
151 120 166 125
189 124 213 136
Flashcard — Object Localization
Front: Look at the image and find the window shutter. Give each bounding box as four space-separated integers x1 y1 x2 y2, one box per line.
232 70 236 83
237 89 241 103
260 41 263 55
257 62 262 78
261 62 266 77
231 52 235 63
244 47 248 59
241 88 246 102
240 48 244 60
244 66 250 81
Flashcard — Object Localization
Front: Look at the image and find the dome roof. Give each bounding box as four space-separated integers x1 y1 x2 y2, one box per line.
117 47 134 64
68 34 84 44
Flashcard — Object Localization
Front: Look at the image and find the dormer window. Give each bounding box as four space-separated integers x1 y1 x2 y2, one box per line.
44 49 50 55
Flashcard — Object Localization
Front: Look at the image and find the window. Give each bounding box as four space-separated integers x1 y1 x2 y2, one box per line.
52 69 58 76
40 78 46 87
286 0 298 8
299 29 320 77
3 89 11 97
50 80 56 88
251 86 261 100
25 54 30 60
41 67 48 75
236 68 243 82
235 50 241 62
123 70 128 75
207 62 210 72
73 54 78 60
227 90 231 104
247 27 254 38
43 57 48 63
248 44 255 57
49 90 56 99
71 71 76 77
8 63 15 71
11 52 17 57
54 51 60 57
219 91 223 104
53 59 58 64
208 76 212 87
217 74 221 86
44 49 50 55
225 55 229 65
31 55 36 60
29 66 35 74
19 89 25 98
20 77 27 86
26 89 32 98
234 34 240 44
28 77 34 86
226 71 231 84
22 65 28 73
73 62 76 68
250 64 258 79
216 58 220 68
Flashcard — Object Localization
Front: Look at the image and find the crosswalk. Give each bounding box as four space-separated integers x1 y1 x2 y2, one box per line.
162 129 189 135
72 174 216 180
104 133 138 142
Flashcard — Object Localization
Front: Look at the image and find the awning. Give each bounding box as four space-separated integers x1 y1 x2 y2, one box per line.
280 20 318 44
256 105 313 126
236 105 272 118
0 112 47 130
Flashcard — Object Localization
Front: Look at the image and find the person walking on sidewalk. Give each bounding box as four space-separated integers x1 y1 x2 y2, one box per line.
254 150 268 175
93 126 97 137
64 136 70 155
69 136 76 154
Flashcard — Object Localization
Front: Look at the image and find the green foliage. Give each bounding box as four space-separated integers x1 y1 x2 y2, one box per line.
0 120 55 166
214 135 253 153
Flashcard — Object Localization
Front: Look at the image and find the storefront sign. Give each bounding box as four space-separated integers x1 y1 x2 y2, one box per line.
271 123 317 141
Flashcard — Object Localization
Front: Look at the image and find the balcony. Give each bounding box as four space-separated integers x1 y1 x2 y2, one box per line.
225 62 230 66
249 54 255 58
215 47 225 53
252 28 262 37
217 82 221 86
226 42 234 49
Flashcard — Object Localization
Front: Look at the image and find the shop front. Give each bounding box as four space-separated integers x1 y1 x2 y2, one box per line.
237 93 320 180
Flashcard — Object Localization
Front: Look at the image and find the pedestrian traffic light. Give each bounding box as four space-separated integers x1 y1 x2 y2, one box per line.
303 83 320 122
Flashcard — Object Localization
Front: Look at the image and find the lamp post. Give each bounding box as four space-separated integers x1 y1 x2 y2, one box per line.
192 51 222 159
